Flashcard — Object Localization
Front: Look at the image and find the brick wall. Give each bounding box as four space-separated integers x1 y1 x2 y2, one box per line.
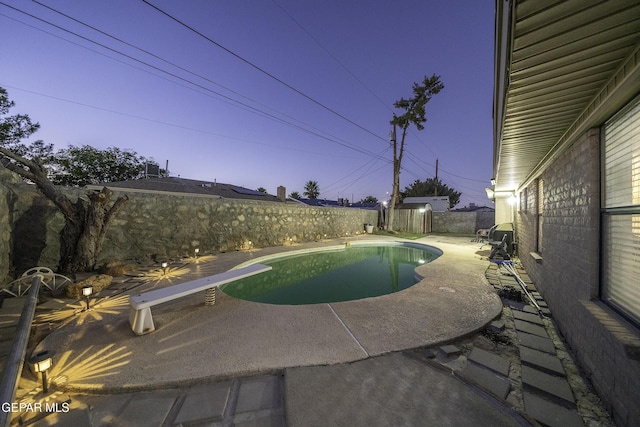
515 129 640 426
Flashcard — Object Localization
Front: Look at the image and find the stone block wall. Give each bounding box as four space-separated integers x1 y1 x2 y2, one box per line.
515 128 640 426
0 169 17 285
100 191 378 264
432 211 494 234
2 183 378 278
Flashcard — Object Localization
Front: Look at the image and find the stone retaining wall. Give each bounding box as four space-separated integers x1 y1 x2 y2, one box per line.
1 181 378 278
0 170 17 285
432 211 494 234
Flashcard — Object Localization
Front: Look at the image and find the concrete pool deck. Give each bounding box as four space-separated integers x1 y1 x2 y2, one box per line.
32 235 502 392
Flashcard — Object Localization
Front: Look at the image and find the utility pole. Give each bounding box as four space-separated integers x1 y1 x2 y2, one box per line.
434 159 439 197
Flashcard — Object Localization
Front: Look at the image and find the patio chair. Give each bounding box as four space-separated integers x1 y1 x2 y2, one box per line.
482 223 515 259
474 228 490 243
489 233 511 260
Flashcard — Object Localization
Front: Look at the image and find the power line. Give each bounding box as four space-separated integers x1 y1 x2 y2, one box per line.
405 151 488 183
0 4 388 161
271 0 442 163
322 147 390 194
141 0 389 145
0 83 361 159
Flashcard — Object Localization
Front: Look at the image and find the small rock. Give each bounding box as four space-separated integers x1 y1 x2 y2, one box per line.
65 274 113 299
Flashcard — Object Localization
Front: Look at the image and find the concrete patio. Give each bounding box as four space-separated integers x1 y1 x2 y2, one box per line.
31 235 501 391
6 235 614 425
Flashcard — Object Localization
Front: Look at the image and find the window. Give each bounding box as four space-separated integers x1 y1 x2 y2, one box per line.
602 94 640 325
537 180 543 253
520 187 528 212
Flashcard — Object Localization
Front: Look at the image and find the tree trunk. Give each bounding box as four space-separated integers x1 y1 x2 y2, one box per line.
386 124 407 233
2 139 129 274
59 187 128 273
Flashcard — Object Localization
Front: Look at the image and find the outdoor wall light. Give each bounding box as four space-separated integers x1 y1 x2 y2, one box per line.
82 285 93 310
485 188 495 199
491 178 496 186
419 208 426 214
30 351 53 394
162 262 168 275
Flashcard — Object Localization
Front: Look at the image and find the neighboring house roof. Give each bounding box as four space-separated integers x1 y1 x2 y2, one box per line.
452 205 495 213
90 177 283 202
298 198 340 207
297 198 380 209
493 1 640 193
400 196 450 212
349 202 380 210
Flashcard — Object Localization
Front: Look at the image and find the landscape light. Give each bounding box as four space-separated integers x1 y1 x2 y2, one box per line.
194 248 199 259
30 351 53 394
162 262 168 275
82 285 93 310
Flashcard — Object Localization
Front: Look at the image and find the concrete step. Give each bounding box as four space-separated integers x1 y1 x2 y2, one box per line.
523 392 584 427
520 346 566 377
467 347 510 377
521 366 575 407
514 319 548 338
517 331 557 355
511 310 544 326
460 362 511 400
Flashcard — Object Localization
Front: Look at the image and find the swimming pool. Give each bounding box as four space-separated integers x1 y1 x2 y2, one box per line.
220 242 441 305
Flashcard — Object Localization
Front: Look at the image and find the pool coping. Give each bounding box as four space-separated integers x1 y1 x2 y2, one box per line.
231 240 444 269
226 240 444 304
34 235 502 393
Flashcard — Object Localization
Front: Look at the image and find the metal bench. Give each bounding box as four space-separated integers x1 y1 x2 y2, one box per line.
128 264 272 335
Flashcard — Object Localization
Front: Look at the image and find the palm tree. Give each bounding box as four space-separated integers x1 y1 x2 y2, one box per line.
303 180 320 199
289 191 301 199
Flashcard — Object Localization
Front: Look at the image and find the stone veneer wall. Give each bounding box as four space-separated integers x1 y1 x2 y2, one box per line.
432 211 494 234
0 169 17 285
515 128 640 426
3 183 379 277
100 191 379 264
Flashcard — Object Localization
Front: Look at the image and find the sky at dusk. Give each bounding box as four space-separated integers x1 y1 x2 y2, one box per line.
1 0 495 207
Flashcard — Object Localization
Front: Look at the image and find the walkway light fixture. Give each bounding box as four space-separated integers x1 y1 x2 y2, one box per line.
194 248 199 259
82 285 93 310
162 262 168 275
30 351 53 394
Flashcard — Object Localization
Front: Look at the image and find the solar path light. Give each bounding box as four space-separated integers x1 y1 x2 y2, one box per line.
82 285 93 311
30 351 53 394
162 262 168 276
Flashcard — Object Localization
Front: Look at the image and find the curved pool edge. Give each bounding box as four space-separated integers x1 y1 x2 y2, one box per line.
34 236 502 393
231 240 443 271
224 240 444 305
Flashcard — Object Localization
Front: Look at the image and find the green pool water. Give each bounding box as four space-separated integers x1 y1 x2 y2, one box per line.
220 243 441 305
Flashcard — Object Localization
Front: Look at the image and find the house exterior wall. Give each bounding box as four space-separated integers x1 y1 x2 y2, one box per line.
515 129 640 425
493 196 513 225
2 182 378 278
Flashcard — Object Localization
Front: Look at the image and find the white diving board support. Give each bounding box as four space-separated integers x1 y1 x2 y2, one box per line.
129 263 272 335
